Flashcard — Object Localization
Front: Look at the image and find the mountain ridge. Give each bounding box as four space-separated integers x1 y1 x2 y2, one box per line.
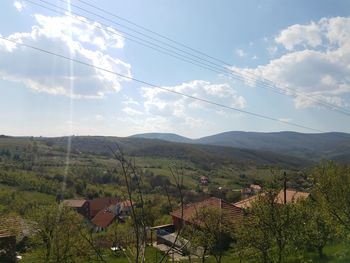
131 131 350 161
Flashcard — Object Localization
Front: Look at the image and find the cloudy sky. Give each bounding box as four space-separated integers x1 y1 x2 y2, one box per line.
1 0 350 138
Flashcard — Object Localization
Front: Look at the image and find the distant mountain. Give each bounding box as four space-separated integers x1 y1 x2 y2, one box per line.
28 136 310 168
0 135 311 169
130 133 193 143
132 131 350 161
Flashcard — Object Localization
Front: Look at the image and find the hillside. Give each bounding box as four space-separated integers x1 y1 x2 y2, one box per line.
32 135 311 168
130 133 192 143
131 131 350 161
0 135 313 211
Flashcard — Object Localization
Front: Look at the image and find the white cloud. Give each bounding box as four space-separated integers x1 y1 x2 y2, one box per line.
13 1 24 12
120 80 246 133
142 80 246 117
275 21 322 50
236 48 247 57
231 16 350 109
122 96 140 106
122 107 144 116
0 14 131 98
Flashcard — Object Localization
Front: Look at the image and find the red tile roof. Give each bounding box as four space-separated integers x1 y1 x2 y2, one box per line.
62 199 87 208
88 197 119 217
170 197 243 224
234 189 310 208
91 209 116 228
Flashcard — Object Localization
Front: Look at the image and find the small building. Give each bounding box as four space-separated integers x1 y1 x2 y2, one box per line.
113 200 134 218
87 197 120 218
170 197 243 230
199 176 209 186
0 233 16 262
234 188 310 209
0 216 30 262
250 184 262 193
91 208 117 232
63 197 134 232
240 184 262 199
63 197 120 219
62 199 90 218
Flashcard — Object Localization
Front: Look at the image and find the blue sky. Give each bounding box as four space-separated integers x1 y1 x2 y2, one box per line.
0 0 350 138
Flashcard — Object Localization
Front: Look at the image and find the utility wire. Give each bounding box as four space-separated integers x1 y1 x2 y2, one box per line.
0 36 324 132
25 0 350 117
74 0 350 116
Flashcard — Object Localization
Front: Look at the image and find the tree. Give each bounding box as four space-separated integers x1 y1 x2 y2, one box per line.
312 161 350 230
237 190 299 263
26 204 96 263
236 213 273 263
295 198 342 259
185 207 234 263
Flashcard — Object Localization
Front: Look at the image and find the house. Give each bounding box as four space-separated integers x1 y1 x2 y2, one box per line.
63 197 135 231
87 197 120 218
240 184 262 199
250 184 262 193
0 233 16 262
91 208 117 232
170 197 243 230
62 199 90 218
0 216 30 262
199 176 209 186
234 188 310 209
90 200 136 231
108 200 135 219
63 197 120 219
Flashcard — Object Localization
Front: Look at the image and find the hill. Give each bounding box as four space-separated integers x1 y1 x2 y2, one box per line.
33 136 311 169
130 133 192 143
132 131 350 161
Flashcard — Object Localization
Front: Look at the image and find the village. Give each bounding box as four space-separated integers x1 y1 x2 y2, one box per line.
0 176 310 262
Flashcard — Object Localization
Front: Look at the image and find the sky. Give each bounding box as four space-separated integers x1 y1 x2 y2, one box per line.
0 0 350 138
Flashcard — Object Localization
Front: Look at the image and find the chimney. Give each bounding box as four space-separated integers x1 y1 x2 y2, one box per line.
283 172 287 204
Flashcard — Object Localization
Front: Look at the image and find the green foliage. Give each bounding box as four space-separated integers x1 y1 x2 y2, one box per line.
294 198 343 259
0 170 62 195
184 207 234 263
236 190 300 263
312 161 350 230
26 204 87 262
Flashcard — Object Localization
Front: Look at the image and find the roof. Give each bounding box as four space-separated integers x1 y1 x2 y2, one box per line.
234 194 261 209
91 209 117 228
250 184 262 190
0 232 16 239
0 216 29 240
170 197 243 224
88 197 119 217
121 200 134 207
234 189 310 208
62 199 87 208
149 223 174 230
275 189 310 204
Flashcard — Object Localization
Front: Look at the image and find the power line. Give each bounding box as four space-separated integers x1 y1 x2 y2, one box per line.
74 0 350 117
24 0 350 117
0 36 324 133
